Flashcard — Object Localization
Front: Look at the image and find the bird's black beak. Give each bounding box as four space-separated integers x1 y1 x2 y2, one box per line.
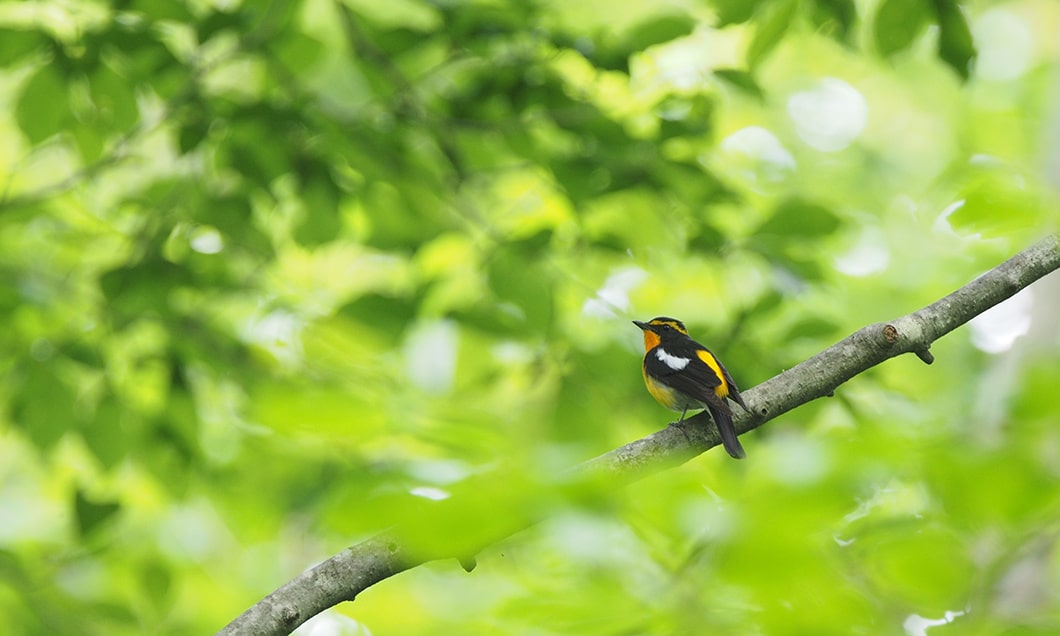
633 320 651 331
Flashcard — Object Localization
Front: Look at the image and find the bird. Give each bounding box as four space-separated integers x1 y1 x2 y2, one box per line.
634 317 751 459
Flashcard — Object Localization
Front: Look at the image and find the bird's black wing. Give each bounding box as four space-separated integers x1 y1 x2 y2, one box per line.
718 361 751 413
640 343 725 381
646 345 745 459
644 345 728 410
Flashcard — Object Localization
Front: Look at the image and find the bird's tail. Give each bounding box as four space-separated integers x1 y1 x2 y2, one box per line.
707 403 746 459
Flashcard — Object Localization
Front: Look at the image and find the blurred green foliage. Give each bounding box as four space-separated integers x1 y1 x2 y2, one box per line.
0 0 1059 634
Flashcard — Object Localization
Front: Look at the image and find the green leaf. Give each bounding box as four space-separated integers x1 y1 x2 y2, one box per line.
948 171 1042 239
141 559 174 611
82 396 135 469
178 115 210 154
932 0 975 79
752 199 841 280
582 188 681 251
0 29 50 66
712 0 767 26
851 522 972 611
15 65 70 143
442 1 528 41
758 198 841 237
787 316 839 340
661 161 734 209
748 0 798 68
361 182 450 249
89 63 140 131
99 260 192 322
294 174 342 246
107 24 185 98
688 222 726 254
159 385 201 461
374 27 441 58
125 0 196 22
626 14 697 51
71 123 105 163
812 0 857 40
713 68 765 99
196 8 247 40
225 106 295 187
74 489 121 537
874 0 930 57
12 362 76 450
273 32 325 70
193 194 273 256
339 294 417 343
487 251 554 334
250 381 384 438
746 289 784 318
655 94 716 141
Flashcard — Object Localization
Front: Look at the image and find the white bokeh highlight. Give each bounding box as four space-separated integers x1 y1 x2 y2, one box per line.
404 320 458 394
970 287 1034 353
718 126 796 182
787 78 868 152
582 267 648 318
974 9 1033 81
835 228 891 276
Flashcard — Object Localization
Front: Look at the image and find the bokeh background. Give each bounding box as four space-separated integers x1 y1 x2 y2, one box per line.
1 0 1060 634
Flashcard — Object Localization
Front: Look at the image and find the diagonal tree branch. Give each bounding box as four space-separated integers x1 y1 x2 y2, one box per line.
217 234 1060 636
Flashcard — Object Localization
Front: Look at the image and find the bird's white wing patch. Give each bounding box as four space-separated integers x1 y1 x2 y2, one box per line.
655 347 690 370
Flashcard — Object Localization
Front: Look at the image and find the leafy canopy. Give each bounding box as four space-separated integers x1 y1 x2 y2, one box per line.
0 0 1058 634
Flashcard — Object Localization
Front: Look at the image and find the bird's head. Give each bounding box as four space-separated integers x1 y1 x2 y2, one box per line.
633 317 688 350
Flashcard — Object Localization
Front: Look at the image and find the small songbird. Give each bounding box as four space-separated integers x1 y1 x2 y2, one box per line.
634 317 752 459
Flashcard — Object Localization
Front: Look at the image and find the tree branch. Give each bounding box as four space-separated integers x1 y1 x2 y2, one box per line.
216 234 1060 636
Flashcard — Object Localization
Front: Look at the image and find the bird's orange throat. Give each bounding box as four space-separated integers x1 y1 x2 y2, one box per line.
642 330 661 352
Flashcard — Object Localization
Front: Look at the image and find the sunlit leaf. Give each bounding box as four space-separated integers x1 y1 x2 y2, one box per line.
812 0 857 40
15 65 69 143
933 0 976 79
294 174 343 246
11 362 75 450
713 0 767 26
748 0 798 67
89 63 139 131
75 490 121 538
949 171 1043 240
273 31 325 69
874 0 930 57
626 14 697 52
0 28 50 66
787 316 840 340
487 250 554 334
713 69 765 99
125 0 196 21
83 396 135 468
100 260 192 321
851 521 973 611
757 198 841 237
